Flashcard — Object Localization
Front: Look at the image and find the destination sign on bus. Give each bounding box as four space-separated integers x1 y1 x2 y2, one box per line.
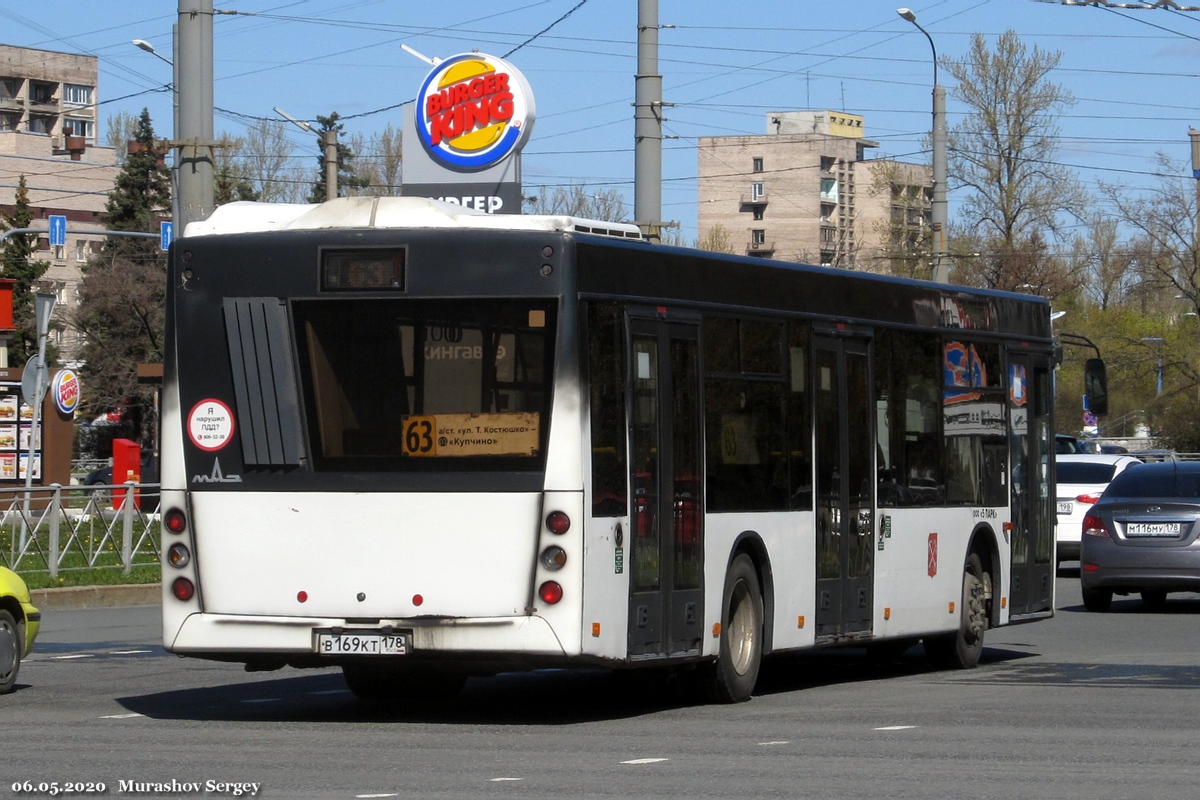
401 412 539 457
321 248 405 291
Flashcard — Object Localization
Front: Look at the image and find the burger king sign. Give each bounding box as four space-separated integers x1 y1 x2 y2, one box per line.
416 53 536 172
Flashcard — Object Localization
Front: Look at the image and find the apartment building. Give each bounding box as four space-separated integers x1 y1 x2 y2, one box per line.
697 110 932 274
0 44 120 362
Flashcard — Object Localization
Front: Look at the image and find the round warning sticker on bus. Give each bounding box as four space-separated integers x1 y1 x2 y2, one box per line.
188 399 236 451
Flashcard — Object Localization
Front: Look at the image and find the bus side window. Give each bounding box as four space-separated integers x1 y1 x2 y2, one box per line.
875 329 944 507
588 301 627 516
704 317 788 512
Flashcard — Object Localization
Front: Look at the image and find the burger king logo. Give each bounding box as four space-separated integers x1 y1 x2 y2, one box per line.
416 53 536 172
53 369 81 416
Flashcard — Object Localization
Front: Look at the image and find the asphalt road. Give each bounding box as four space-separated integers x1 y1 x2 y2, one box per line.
5 573 1199 800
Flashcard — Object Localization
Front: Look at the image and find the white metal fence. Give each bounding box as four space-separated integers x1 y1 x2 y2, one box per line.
0 483 161 578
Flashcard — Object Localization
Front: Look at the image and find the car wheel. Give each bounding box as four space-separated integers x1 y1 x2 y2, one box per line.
924 553 987 670
0 609 22 694
703 553 763 703
1140 589 1168 610
1082 587 1113 612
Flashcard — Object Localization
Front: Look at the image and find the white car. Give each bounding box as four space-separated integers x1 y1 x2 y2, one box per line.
1055 454 1143 566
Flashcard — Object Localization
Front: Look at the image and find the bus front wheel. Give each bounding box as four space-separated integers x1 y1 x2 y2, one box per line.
923 553 987 670
705 554 763 703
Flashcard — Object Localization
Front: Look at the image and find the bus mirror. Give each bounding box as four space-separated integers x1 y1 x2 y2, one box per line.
1084 358 1108 417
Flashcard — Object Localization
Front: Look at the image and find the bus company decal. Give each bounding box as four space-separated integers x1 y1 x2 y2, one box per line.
52 369 80 416
188 399 236 452
927 533 938 577
415 52 536 171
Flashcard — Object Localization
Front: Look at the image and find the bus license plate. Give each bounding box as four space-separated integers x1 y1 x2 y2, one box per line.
314 631 409 656
1126 522 1181 537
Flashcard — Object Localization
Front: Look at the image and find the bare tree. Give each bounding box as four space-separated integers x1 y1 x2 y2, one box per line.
105 111 139 164
243 119 299 202
696 223 735 254
1101 155 1200 316
526 185 627 221
1072 213 1140 311
352 125 403 197
945 31 1085 289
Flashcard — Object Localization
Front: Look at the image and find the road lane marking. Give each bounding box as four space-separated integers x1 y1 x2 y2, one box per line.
874 725 917 731
53 653 95 659
101 713 145 719
621 758 669 764
758 741 791 746
489 778 523 782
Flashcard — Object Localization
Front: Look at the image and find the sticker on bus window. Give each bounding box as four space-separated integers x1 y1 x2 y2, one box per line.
401 412 540 457
188 399 236 451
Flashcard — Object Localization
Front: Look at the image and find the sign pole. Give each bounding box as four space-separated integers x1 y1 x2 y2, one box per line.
19 293 55 550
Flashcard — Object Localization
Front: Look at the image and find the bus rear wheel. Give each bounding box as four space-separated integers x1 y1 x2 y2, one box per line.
705 554 763 703
342 663 466 708
924 553 987 670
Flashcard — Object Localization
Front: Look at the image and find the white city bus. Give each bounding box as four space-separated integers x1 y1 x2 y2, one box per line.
159 196 1059 703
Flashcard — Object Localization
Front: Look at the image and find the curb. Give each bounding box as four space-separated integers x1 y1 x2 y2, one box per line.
30 583 161 610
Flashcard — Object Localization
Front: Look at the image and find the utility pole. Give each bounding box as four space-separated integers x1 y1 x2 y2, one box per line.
175 0 216 230
634 0 664 242
1190 128 1200 252
898 8 949 283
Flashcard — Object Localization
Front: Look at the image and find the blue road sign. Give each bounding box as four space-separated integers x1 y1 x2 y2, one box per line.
48 215 67 247
160 221 173 251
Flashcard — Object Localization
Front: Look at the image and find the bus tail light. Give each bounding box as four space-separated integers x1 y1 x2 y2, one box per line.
172 577 196 601
546 511 571 535
1083 513 1110 538
540 545 566 571
164 508 187 534
167 543 191 568
539 581 563 605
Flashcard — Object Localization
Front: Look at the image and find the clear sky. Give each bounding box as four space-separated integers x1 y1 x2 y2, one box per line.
3 0 1199 241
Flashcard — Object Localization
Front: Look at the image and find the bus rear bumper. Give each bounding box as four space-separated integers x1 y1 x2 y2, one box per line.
166 612 570 669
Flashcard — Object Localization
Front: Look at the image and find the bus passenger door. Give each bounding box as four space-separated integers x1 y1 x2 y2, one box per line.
627 316 705 658
1008 351 1055 616
813 334 875 640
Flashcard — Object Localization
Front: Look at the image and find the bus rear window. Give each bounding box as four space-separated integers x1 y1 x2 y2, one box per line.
292 298 555 471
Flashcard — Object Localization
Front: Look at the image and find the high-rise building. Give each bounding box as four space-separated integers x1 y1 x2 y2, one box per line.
697 111 932 274
0 44 120 362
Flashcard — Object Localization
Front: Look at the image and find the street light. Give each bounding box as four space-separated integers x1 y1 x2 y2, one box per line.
131 35 180 226
274 107 339 201
131 39 172 67
898 8 949 284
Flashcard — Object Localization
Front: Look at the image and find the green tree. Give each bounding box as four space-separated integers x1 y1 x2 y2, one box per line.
0 175 52 366
75 108 171 444
308 112 369 202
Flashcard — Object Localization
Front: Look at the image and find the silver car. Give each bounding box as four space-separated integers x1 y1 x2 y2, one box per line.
1080 460 1200 611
